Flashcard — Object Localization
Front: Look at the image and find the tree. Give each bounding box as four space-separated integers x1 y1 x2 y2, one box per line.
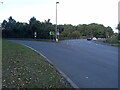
2 16 114 39
117 22 120 31
8 16 16 24
71 31 80 39
2 20 7 28
2 16 17 38
28 17 41 38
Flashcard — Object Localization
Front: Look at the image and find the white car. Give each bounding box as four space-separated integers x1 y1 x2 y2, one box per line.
92 37 97 40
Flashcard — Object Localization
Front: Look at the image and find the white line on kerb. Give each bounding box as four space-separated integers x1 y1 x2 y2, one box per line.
24 44 79 88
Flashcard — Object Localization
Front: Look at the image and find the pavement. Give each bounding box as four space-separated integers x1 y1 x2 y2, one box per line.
9 39 118 88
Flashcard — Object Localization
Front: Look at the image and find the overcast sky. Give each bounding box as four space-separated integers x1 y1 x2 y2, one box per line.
0 0 119 32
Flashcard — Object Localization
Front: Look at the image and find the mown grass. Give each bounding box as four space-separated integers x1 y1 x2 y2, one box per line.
2 40 70 88
111 43 120 47
6 38 62 43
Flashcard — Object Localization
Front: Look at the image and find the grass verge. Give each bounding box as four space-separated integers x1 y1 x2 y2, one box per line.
5 38 62 43
2 40 70 88
111 43 120 47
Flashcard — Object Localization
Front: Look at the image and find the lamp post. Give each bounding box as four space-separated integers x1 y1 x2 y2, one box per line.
55 2 59 42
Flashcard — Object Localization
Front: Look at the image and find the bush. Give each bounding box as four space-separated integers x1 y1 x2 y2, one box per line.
70 31 80 39
106 34 118 43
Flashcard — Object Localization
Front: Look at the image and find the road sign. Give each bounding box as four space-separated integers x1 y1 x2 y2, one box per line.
34 32 37 38
49 31 52 35
57 32 59 35
49 31 55 35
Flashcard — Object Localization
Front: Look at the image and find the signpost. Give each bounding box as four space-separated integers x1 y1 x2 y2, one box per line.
34 32 37 38
49 31 55 40
57 31 59 40
49 31 60 41
57 32 59 35
49 31 55 36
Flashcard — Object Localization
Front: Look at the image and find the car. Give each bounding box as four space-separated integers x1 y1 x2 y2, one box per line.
87 37 92 41
92 37 97 40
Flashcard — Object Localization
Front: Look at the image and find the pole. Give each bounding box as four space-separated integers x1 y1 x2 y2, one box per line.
50 34 51 40
55 2 59 42
34 32 37 39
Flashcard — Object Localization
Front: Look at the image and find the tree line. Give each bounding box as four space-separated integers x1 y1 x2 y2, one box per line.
2 16 114 39
2 16 54 39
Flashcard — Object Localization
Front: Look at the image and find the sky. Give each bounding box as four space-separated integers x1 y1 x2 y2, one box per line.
0 0 119 33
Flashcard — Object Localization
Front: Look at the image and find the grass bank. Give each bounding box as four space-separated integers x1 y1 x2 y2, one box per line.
2 40 70 88
5 38 62 43
111 43 120 47
106 34 120 47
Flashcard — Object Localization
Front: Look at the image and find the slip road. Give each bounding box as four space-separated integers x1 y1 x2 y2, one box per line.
9 39 118 88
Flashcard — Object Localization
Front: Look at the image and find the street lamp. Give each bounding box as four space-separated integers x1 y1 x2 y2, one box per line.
55 2 59 42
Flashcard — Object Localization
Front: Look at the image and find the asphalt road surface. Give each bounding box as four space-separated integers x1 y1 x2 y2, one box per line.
9 39 118 88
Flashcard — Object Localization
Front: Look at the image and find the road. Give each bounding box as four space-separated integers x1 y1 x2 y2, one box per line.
9 39 118 88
